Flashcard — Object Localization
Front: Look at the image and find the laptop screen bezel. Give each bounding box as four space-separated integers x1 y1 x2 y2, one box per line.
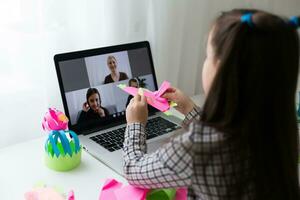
54 41 159 135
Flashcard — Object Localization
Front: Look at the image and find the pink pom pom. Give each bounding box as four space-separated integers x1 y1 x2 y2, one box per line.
42 108 69 132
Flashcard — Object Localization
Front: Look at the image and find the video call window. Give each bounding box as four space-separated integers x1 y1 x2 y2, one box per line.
58 48 156 126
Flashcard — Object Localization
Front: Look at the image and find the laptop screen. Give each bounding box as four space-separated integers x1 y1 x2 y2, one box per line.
54 41 158 134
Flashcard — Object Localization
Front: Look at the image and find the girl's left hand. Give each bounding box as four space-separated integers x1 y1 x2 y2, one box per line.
126 93 148 125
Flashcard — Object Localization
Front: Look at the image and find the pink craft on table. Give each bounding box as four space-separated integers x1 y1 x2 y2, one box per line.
120 80 171 112
99 179 148 200
42 107 69 132
68 190 75 200
99 178 187 200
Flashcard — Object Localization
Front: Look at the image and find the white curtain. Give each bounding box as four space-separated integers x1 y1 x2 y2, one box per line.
0 0 299 148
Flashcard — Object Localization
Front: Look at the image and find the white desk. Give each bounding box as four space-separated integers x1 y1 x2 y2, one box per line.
0 137 126 199
0 94 205 200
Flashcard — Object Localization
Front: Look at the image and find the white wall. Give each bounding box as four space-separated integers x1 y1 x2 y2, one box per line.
85 51 132 86
146 0 300 96
0 0 299 148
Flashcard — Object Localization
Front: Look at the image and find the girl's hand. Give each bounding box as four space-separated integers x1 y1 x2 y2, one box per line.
162 87 195 115
82 102 90 112
96 107 106 117
126 93 148 125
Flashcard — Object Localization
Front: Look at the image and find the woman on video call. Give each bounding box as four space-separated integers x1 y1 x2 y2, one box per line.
125 78 139 108
104 55 129 84
77 88 109 124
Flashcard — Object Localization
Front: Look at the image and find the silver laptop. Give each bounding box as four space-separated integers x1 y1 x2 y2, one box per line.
54 41 182 175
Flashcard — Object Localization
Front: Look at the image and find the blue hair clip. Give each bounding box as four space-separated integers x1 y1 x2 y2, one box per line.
241 13 254 27
289 16 299 28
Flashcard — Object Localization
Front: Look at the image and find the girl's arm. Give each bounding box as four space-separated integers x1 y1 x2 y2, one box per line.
123 122 196 189
182 106 202 127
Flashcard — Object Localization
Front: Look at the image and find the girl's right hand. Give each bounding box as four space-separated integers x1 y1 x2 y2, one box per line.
96 107 106 117
82 102 90 112
162 87 195 115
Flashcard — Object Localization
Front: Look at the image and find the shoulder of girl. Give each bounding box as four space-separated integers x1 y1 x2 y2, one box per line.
188 122 224 143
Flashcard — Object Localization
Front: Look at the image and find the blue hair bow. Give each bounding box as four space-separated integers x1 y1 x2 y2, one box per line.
241 13 254 28
289 16 299 28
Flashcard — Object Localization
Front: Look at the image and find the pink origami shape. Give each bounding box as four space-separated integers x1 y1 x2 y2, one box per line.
99 179 148 200
68 190 75 200
99 178 187 200
120 81 171 112
174 188 188 200
42 107 69 132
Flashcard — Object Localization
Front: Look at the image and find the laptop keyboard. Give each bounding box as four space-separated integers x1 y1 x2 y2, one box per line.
90 117 181 152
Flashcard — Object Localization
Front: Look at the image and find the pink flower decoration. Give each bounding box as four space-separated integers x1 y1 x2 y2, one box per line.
42 108 69 132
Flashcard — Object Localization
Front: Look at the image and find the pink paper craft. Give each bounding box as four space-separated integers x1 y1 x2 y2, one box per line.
175 188 188 200
119 81 171 112
99 178 187 200
99 179 148 200
68 190 75 200
115 185 148 200
42 107 69 132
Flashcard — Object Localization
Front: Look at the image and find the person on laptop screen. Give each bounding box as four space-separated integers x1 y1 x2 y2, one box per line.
104 55 129 84
77 88 109 124
125 78 139 108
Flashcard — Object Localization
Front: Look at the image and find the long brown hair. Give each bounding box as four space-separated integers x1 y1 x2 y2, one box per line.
201 9 300 199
